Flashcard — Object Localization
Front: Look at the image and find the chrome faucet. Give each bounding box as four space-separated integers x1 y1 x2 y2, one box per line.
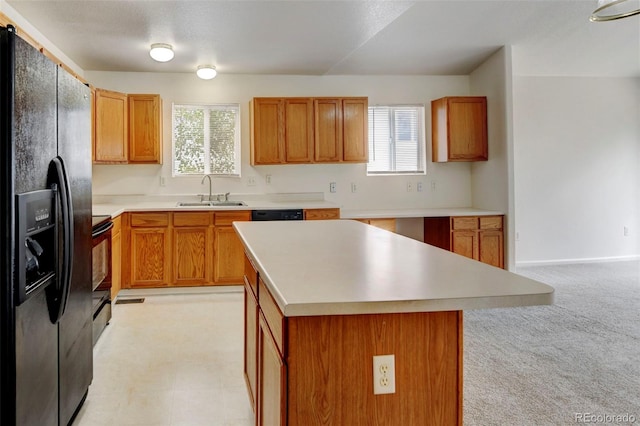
201 175 212 201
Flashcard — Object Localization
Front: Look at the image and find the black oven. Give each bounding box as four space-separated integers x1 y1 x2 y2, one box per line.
92 215 112 345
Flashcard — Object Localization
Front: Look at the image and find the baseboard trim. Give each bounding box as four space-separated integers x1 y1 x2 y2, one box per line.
115 285 243 300
516 255 640 268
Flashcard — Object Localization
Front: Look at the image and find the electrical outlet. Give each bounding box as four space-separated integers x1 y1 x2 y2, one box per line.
247 176 257 186
330 182 336 193
430 180 437 192
159 176 166 187
406 183 413 192
351 183 357 193
417 182 423 192
266 174 272 185
373 354 396 395
624 226 630 237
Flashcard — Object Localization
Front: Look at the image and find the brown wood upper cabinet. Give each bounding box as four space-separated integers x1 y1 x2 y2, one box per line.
250 97 368 165
128 94 163 163
432 96 487 162
93 89 128 163
93 90 162 164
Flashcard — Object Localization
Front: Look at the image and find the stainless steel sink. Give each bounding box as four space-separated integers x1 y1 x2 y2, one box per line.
176 201 246 207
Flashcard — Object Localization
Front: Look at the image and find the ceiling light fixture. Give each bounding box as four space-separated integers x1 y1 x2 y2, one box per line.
590 0 640 21
196 65 217 80
149 43 174 62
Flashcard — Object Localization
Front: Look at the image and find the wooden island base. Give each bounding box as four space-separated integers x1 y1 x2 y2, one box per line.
246 255 463 426
238 220 553 426
285 311 463 425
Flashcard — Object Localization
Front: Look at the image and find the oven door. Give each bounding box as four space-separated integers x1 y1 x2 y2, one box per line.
92 221 112 291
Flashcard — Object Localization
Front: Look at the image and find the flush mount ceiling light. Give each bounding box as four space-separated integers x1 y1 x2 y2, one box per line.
196 65 217 80
590 0 640 21
149 43 174 62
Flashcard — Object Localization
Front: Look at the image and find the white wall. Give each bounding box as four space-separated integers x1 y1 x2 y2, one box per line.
469 47 515 269
513 76 640 264
0 1 84 77
89 72 476 211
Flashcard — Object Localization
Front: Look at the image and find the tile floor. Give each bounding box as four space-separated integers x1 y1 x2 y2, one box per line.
73 289 254 426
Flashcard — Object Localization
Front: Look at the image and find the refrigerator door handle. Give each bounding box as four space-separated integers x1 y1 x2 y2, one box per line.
47 156 74 323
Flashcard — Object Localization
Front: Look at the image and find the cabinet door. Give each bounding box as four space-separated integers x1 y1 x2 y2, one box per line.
432 96 487 162
284 98 313 163
447 97 487 161
342 98 368 162
173 227 210 285
451 230 477 261
94 89 128 163
110 217 122 300
314 98 342 162
214 226 246 284
258 314 286 426
252 98 285 165
244 283 258 411
479 230 504 269
130 228 170 287
128 94 162 164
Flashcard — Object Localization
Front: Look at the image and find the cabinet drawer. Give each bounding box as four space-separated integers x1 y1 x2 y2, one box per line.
173 212 211 227
214 211 251 226
451 217 478 230
259 278 285 356
480 216 503 230
304 208 340 220
130 212 169 227
244 254 258 298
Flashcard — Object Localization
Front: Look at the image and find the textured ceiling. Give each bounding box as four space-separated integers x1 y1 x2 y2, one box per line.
5 0 640 77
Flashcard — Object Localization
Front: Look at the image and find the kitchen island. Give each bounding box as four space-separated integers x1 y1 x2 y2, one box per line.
234 220 553 425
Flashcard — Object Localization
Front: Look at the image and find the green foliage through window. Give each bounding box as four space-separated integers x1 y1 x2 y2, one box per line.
172 104 241 176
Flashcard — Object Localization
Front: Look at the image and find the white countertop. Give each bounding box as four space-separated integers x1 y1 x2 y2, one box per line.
93 193 503 220
92 193 340 218
340 207 503 219
234 220 553 317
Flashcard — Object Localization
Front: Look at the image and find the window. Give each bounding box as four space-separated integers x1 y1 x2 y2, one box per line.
172 103 241 176
367 105 425 175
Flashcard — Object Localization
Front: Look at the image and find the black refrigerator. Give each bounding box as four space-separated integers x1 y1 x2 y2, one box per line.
0 25 93 425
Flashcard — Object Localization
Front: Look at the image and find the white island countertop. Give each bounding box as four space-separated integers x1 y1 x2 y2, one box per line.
234 220 554 317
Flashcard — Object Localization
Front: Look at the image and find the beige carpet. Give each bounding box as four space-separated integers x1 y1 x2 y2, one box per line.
463 260 640 425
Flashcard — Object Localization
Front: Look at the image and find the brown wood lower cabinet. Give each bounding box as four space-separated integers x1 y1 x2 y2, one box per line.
122 211 250 288
424 215 504 269
243 255 259 411
173 218 211 286
244 252 463 425
354 218 396 233
244 284 258 410
258 313 287 426
110 215 122 300
303 208 340 220
128 213 171 287
214 211 251 284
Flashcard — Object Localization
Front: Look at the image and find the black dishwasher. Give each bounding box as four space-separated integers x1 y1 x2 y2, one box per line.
251 209 304 221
